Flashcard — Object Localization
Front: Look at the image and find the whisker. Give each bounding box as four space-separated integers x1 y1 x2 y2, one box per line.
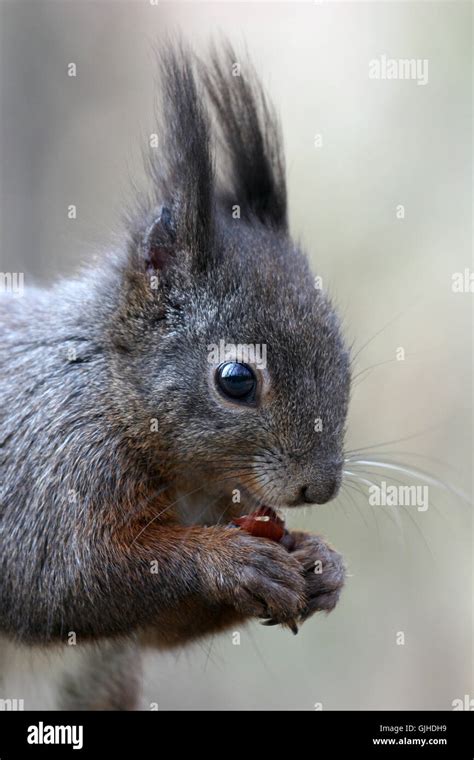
346 449 459 474
346 465 456 538
344 425 442 456
351 356 413 388
350 308 408 365
344 471 436 561
129 482 210 546
346 459 470 504
128 460 285 547
341 480 371 530
344 472 403 537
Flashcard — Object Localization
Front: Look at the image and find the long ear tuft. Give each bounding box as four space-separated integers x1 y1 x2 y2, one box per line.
144 41 215 272
202 42 287 230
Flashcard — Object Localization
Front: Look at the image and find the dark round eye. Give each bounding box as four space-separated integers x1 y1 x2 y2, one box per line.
215 362 257 402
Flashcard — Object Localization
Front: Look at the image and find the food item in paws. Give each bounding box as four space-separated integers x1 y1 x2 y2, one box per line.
232 507 295 550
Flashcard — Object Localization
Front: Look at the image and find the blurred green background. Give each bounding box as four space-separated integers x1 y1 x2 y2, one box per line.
0 0 471 709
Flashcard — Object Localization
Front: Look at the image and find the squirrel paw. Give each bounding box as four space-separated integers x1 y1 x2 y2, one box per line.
289 531 346 622
219 532 307 629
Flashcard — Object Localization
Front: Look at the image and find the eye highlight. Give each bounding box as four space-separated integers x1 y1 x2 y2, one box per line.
215 362 257 403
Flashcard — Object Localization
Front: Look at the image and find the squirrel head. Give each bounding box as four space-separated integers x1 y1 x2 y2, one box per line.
107 42 350 510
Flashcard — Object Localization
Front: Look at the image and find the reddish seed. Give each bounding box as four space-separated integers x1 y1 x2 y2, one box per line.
232 507 286 543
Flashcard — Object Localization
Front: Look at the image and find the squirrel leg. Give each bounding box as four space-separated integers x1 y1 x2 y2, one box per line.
58 637 141 711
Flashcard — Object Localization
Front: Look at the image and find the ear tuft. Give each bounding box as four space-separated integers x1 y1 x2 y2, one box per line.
202 42 287 230
147 42 216 272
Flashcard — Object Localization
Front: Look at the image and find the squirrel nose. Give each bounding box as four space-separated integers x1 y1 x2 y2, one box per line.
301 478 339 505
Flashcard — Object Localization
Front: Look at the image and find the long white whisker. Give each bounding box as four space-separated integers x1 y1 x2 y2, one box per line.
344 472 384 544
342 480 371 529
346 460 470 504
344 426 441 456
345 465 459 541
344 472 404 538
346 449 459 474
346 471 439 559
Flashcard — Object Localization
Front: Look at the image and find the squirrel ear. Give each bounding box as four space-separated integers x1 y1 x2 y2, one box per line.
141 206 176 271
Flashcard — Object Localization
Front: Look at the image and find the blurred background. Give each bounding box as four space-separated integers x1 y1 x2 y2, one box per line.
0 0 471 709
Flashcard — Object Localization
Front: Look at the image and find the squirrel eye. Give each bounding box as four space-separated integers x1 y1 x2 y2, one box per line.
215 362 257 402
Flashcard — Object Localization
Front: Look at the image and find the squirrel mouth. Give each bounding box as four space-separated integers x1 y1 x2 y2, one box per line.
235 485 288 519
233 505 283 528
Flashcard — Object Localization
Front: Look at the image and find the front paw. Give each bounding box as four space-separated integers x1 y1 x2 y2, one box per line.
211 531 307 630
289 531 346 622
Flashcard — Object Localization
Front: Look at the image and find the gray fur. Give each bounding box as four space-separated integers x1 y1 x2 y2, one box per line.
0 42 350 708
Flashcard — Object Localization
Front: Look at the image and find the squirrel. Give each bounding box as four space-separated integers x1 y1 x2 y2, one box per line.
0 42 351 710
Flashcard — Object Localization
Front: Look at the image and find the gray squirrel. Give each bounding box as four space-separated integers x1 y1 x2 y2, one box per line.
0 42 350 709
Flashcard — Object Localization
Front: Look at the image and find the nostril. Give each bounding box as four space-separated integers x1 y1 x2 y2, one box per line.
302 478 339 505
